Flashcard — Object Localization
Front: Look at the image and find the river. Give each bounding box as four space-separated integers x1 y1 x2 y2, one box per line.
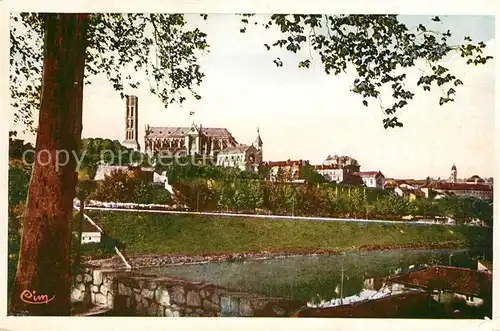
138 248 486 303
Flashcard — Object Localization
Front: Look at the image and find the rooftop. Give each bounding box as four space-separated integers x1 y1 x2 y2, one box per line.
80 219 101 233
355 171 383 178
146 126 236 139
312 164 342 170
386 266 492 297
294 292 443 318
262 160 308 167
218 144 253 155
423 182 492 191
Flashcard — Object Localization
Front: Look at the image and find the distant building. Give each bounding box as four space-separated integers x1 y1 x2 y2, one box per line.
312 165 346 183
386 178 430 189
143 119 263 165
312 154 361 184
355 171 385 189
323 154 360 172
421 182 493 200
312 164 362 185
394 186 424 201
145 122 237 157
383 178 398 189
262 159 307 182
122 95 264 166
216 144 262 172
76 219 101 245
417 164 493 199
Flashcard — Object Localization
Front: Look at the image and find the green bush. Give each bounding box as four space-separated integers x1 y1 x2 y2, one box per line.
90 169 172 205
151 186 172 204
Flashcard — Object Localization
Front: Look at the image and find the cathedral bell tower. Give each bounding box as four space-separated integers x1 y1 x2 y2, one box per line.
122 95 140 151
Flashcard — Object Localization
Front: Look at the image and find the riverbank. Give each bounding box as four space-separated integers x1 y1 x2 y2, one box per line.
88 211 492 259
86 242 487 269
82 210 491 266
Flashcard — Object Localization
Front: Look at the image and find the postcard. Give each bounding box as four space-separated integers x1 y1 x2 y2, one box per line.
1 1 497 331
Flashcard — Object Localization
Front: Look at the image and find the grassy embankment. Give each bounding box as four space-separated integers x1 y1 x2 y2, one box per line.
85 210 492 257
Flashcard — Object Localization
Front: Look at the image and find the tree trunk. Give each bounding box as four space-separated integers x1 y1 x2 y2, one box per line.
10 14 89 316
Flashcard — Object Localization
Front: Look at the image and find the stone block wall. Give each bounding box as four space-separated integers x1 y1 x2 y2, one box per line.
71 267 305 317
71 267 121 310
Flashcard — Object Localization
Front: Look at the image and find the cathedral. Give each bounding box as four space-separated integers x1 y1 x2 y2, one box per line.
122 95 263 171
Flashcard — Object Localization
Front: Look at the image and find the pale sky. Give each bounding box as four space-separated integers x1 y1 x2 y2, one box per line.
11 14 495 179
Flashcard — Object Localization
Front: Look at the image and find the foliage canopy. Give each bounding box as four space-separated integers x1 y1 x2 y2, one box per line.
10 14 493 131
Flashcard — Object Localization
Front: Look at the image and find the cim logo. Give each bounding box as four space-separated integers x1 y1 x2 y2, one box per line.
20 289 55 305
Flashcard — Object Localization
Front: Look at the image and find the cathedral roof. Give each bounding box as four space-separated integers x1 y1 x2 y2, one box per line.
147 126 235 139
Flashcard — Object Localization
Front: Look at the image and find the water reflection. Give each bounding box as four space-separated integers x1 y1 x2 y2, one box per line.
139 248 485 303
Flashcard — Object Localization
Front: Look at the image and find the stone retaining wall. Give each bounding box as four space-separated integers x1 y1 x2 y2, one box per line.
71 267 305 317
71 267 120 309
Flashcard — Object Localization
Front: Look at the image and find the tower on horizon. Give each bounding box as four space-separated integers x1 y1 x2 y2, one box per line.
122 95 140 151
449 163 457 183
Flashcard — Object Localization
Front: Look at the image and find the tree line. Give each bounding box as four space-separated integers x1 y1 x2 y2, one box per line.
82 164 493 225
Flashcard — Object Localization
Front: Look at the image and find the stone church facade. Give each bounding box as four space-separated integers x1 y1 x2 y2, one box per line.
144 123 237 157
122 95 263 171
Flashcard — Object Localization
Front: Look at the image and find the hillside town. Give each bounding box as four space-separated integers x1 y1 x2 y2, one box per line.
115 95 493 202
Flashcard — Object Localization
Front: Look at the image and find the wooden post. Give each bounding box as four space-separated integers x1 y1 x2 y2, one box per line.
75 198 85 269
